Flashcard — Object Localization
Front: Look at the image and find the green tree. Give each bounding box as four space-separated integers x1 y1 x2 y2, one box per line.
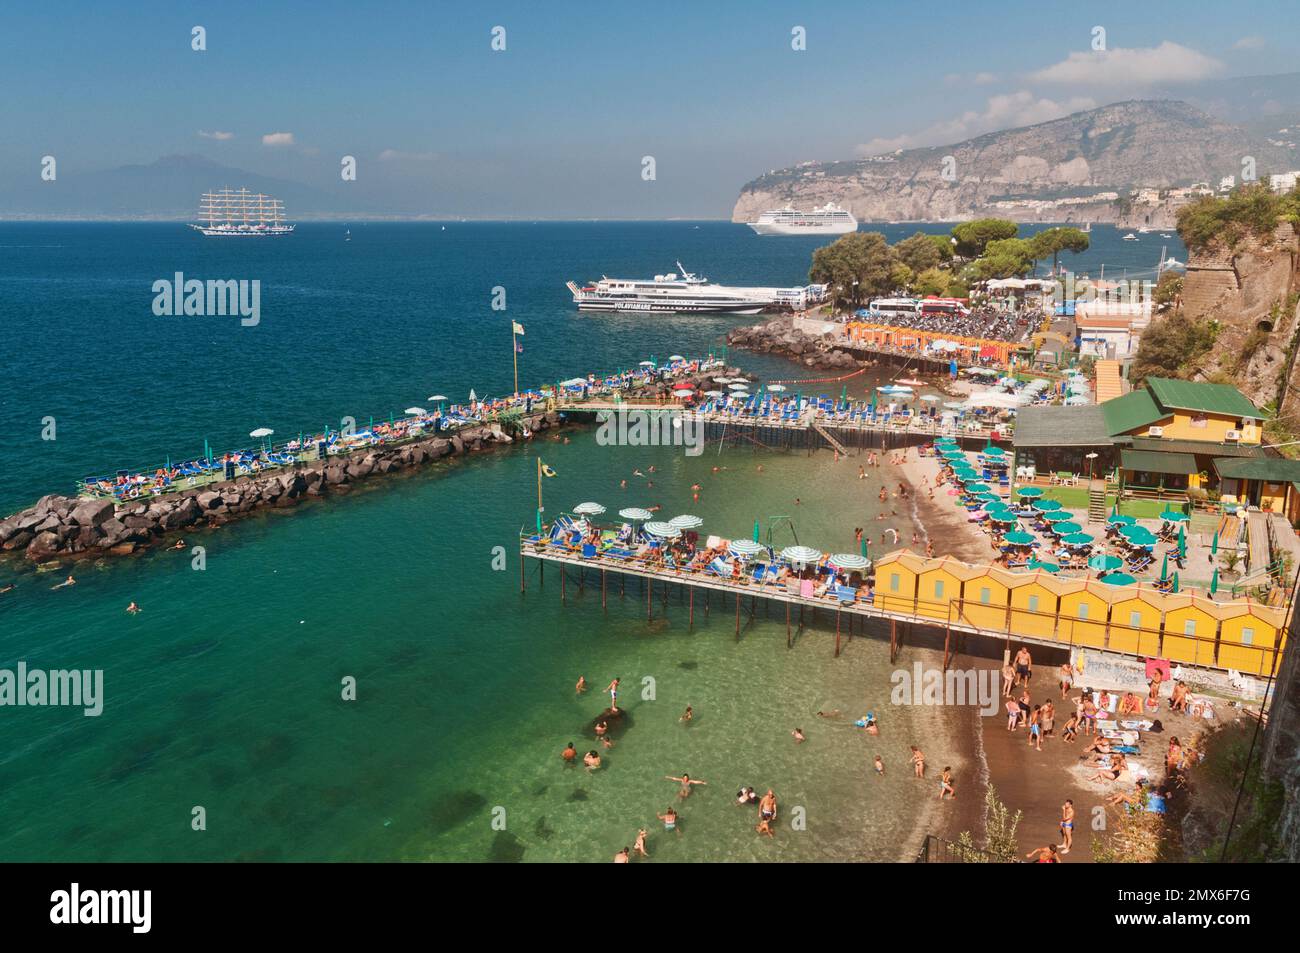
955 785 1023 862
914 266 949 297
1130 313 1219 385
971 237 1034 279
895 231 944 273
809 231 896 310
951 218 1018 257
1153 271 1183 308
1027 226 1090 274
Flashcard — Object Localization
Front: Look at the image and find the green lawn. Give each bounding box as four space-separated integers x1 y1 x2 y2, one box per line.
1036 487 1169 519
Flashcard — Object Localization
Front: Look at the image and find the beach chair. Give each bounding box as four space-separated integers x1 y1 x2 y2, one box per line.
832 584 857 605
706 556 730 578
581 543 597 559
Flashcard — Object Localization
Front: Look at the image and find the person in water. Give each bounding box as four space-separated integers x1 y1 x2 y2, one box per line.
583 751 601 771
791 727 806 743
658 807 679 833
666 774 707 799
679 705 693 723
632 828 648 858
606 677 620 711
575 675 587 694
126 602 141 614
51 574 76 590
562 742 577 764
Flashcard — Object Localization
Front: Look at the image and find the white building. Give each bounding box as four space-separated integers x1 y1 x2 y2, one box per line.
1269 171 1299 194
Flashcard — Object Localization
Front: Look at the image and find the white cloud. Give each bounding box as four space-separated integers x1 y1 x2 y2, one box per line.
198 130 234 140
378 149 438 162
1232 36 1266 51
856 90 1096 157
261 132 295 147
1030 41 1224 86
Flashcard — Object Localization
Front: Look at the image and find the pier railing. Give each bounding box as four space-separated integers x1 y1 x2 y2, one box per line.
915 834 1020 863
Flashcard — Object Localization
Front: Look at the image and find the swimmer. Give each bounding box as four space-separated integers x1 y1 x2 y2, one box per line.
736 787 759 805
758 789 777 822
791 728 805 743
126 602 141 614
562 742 577 764
666 774 707 799
873 755 885 776
613 847 629 864
606 677 620 711
576 675 587 694
816 709 841 719
1059 799 1074 854
583 751 601 771
658 807 679 833
594 719 607 738
172 539 187 551
755 817 774 837
679 705 693 723
633 828 648 857
0 583 14 595
51 575 76 590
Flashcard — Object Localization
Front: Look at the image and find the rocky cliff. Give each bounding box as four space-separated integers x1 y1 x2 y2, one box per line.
733 101 1288 224
1182 223 1300 410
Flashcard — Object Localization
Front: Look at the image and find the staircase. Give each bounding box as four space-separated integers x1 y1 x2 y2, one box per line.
1087 480 1107 523
812 422 849 456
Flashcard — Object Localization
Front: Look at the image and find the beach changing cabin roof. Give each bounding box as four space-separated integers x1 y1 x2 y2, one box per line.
1013 404 1113 448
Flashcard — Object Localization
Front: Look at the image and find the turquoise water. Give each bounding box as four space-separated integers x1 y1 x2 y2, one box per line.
0 222 1174 861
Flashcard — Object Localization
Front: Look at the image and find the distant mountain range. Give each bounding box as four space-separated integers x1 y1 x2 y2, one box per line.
733 97 1300 225
0 154 370 220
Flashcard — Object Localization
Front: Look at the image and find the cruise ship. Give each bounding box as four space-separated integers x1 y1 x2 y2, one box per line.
189 188 295 237
746 203 857 236
566 263 825 314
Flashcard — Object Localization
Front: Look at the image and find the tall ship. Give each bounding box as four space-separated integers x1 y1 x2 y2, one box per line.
189 188 295 237
567 262 825 315
746 203 857 236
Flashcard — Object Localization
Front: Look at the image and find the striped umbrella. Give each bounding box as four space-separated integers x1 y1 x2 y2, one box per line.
573 502 606 516
782 545 822 566
728 539 765 557
829 553 870 571
644 521 681 538
668 514 704 530
618 507 654 521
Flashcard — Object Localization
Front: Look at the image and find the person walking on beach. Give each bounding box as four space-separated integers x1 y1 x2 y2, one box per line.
1014 646 1032 687
1026 844 1060 863
606 677 620 711
910 746 925 778
939 766 955 800
666 774 706 799
1059 800 1074 854
1058 663 1073 698
873 755 885 776
1028 706 1043 750
1001 662 1016 698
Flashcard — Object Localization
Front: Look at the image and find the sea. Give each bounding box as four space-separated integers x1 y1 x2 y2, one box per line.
0 221 1181 861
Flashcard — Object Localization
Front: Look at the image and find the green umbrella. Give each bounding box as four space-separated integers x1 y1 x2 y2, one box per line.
753 520 760 543
1005 531 1036 545
974 492 1001 504
965 483 992 494
1089 554 1122 572
1159 553 1169 582
984 501 1013 513
1171 572 1180 594
1160 510 1189 523
1122 526 1157 546
1177 524 1186 560
1101 572 1136 586
1210 567 1219 596
990 512 1017 524
1211 531 1219 556
1107 514 1136 526
1053 521 1083 534
1043 511 1072 523
983 446 1006 457
1034 499 1063 512
860 538 868 558
1028 559 1061 573
1016 487 1044 498
942 449 965 459
1062 532 1094 546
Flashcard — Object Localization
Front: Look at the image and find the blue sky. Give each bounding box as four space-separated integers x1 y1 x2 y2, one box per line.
1 0 1297 217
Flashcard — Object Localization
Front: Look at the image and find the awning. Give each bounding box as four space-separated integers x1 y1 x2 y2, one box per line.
1120 449 1197 475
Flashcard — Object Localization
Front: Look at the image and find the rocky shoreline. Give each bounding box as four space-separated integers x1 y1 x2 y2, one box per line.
726 316 864 371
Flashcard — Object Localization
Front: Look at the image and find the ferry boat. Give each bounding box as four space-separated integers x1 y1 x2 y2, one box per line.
189 188 295 237
746 203 858 236
566 263 824 314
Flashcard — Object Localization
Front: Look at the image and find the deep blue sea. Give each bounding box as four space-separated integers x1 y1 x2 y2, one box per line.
0 222 1181 861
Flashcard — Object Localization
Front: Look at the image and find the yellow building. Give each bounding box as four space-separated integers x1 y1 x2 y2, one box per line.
1161 593 1223 668
915 556 981 621
1006 569 1062 639
956 565 1013 631
1108 586 1165 656
1056 580 1117 648
872 550 925 615
1217 601 1289 676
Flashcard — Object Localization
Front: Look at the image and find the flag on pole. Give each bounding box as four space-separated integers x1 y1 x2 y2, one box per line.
512 321 525 336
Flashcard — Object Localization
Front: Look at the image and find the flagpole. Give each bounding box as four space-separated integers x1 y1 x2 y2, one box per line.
536 456 543 530
512 324 519 397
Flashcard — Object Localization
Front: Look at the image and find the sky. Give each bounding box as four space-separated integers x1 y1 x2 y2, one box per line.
1 0 1297 218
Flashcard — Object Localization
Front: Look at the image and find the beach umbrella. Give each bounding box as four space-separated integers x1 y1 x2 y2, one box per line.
860 537 869 558
982 446 1006 457
1121 525 1157 545
1004 531 1036 545
1052 521 1082 534
766 384 787 393
1159 553 1169 582
1171 572 1180 594
668 514 703 530
644 521 681 539
974 492 1001 504
1107 514 1136 526
1210 531 1219 556
728 383 749 390
250 427 273 438
1101 572 1136 586
941 449 965 459
1034 499 1063 512
920 394 941 402
1016 487 1044 499
1027 559 1061 573
1089 554 1122 572
669 354 685 362
1177 524 1186 560
1160 510 1189 523
990 512 1017 524
1210 567 1219 596
573 502 606 516
728 539 765 558
404 407 426 416
965 483 992 494
618 507 654 521
829 553 870 571
672 389 694 398
753 519 760 543
639 360 656 367
1062 532 1095 546
782 545 822 566
1042 511 1072 523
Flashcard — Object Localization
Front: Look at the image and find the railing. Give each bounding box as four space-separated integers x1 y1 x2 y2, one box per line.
915 834 1020 863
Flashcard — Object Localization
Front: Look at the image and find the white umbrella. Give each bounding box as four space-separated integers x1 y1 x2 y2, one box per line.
404 407 426 415
618 507 654 521
638 360 656 367
669 354 685 361
672 389 694 398
766 384 787 392
668 514 703 530
644 521 681 538
727 539 765 557
829 553 870 571
728 383 749 390
704 390 725 397
920 394 941 402
573 502 606 516
428 395 448 401
782 545 822 566
249 428 274 438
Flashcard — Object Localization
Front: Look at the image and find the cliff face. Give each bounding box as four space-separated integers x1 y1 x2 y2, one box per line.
1182 224 1300 410
733 101 1286 224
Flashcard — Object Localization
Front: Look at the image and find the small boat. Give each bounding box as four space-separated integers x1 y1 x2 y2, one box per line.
345 229 351 242
1122 233 1138 241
